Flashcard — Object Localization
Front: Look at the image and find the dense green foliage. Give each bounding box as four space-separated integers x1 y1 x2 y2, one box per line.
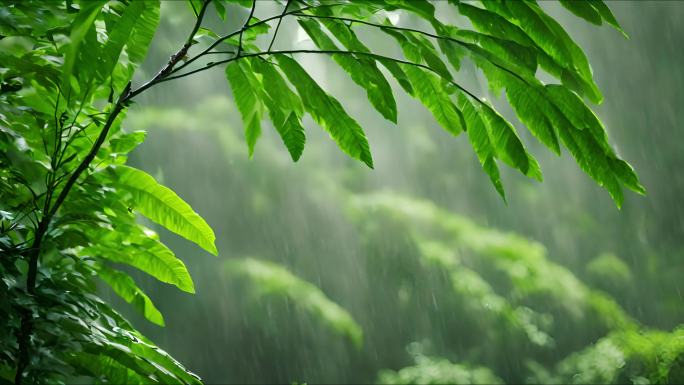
126 98 684 384
0 0 657 383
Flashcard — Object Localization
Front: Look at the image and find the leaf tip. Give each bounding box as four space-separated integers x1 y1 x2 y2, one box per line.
208 243 219 256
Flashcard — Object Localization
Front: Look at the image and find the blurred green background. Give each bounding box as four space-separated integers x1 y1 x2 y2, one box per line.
104 2 684 384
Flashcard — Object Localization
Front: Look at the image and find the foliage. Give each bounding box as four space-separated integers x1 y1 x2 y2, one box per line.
122 97 682 384
0 0 646 383
377 348 504 385
349 193 683 384
224 257 363 348
531 327 684 384
1 0 208 383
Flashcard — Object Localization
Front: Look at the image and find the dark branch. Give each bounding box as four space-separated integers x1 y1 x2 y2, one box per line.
170 2 348 76
267 0 292 51
157 48 483 104
128 0 212 100
237 0 257 57
290 12 536 88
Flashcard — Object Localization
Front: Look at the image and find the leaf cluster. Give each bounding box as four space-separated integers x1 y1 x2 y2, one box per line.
1 1 214 383
193 0 645 206
0 0 648 383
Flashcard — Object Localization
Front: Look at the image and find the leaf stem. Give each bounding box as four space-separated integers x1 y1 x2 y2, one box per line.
237 0 258 57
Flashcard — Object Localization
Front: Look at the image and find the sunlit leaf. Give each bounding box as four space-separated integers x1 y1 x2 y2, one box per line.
85 236 195 293
98 265 165 326
110 165 218 255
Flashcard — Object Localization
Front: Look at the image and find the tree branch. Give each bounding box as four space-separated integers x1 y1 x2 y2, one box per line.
158 49 484 104
128 0 212 100
267 0 292 51
169 2 348 76
14 3 216 383
237 0 257 57
289 12 535 88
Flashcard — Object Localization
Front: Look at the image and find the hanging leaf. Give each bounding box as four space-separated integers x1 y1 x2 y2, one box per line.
61 0 107 93
479 102 542 181
318 17 414 95
589 1 628 37
249 58 306 161
127 1 161 65
96 0 146 82
402 65 464 136
275 55 374 168
226 61 263 158
97 265 165 326
458 96 506 200
298 19 397 123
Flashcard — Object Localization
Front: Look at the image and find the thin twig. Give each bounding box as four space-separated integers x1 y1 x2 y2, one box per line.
170 2 348 75
237 0 258 57
289 12 535 88
128 0 212 100
267 0 292 51
158 48 483 103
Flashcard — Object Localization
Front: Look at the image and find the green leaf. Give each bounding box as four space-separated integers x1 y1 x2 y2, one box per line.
500 1 602 103
474 58 561 155
479 102 542 181
559 0 603 26
402 65 464 136
226 61 263 158
98 265 165 326
450 28 538 75
96 0 146 82
545 85 611 152
589 1 628 37
382 26 452 81
457 3 535 48
61 0 107 93
378 58 415 96
557 125 623 206
68 352 150 384
279 112 306 162
298 19 397 123
86 304 202 384
609 158 646 195
111 165 218 255
249 58 303 116
458 96 506 200
213 0 227 20
85 236 195 293
249 58 306 161
317 17 414 95
408 33 453 82
545 86 645 197
110 130 147 155
127 0 161 65
560 0 627 37
275 55 374 168
381 27 464 135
